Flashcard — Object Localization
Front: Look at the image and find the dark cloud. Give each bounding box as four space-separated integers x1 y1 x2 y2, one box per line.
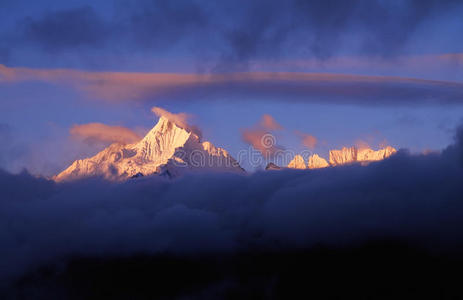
3 0 462 68
122 0 209 50
20 6 110 51
238 0 463 60
0 123 13 167
287 0 460 58
443 124 463 166
1 125 463 289
13 1 210 54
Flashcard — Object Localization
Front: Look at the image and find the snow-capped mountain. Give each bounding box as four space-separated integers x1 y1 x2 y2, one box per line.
287 155 306 169
355 146 397 163
275 145 397 171
266 146 397 170
307 154 330 169
328 146 397 166
329 146 359 166
55 116 244 181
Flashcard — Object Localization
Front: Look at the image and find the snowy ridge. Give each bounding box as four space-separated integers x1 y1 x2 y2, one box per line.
55 117 243 181
272 145 397 171
265 146 397 170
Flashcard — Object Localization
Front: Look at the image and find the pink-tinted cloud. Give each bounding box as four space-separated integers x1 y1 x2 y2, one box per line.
242 129 281 157
70 123 141 145
260 114 283 130
294 131 317 149
152 107 190 128
242 114 283 157
0 64 208 101
302 134 317 149
151 106 202 138
1 64 463 105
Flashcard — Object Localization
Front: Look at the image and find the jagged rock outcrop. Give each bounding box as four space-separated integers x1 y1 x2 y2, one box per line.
307 154 329 169
357 146 397 162
55 116 243 181
329 146 358 166
265 162 282 170
285 146 397 170
287 155 306 169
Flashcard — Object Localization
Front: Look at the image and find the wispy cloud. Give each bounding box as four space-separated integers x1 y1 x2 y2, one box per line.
295 131 318 149
151 106 202 138
242 114 283 157
248 53 463 73
1 64 463 105
70 123 142 145
260 114 283 131
152 107 191 129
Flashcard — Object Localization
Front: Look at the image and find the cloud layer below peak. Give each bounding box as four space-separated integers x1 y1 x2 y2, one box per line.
1 124 463 284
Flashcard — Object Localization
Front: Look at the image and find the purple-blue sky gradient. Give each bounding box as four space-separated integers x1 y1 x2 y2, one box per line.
1 0 462 175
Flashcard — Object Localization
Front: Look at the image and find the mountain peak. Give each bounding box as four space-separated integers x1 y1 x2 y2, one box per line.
154 115 174 129
265 162 282 170
329 146 358 166
308 154 329 169
284 145 397 171
145 116 188 138
287 154 306 169
55 116 243 181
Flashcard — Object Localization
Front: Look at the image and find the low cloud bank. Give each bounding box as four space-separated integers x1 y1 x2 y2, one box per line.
1 126 463 285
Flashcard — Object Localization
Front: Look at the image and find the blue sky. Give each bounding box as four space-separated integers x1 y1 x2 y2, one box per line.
1 0 463 174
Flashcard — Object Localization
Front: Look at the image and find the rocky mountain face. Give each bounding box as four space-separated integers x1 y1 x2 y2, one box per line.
265 162 282 170
356 146 397 162
307 154 330 169
329 146 358 166
282 145 397 170
287 155 306 169
55 117 243 181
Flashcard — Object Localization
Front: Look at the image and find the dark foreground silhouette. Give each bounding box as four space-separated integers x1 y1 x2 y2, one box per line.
4 240 463 299
2 126 463 299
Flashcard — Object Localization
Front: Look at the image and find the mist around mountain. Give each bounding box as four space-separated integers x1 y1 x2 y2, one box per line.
55 116 244 181
56 109 398 182
268 145 397 171
1 123 463 298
